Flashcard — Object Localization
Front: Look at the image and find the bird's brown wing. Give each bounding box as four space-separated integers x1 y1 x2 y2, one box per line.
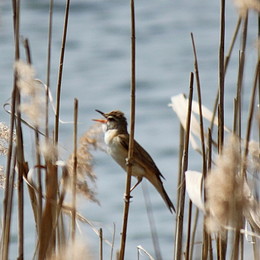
118 134 165 181
118 134 175 213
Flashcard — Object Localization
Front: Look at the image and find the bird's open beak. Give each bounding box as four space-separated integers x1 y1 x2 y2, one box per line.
92 118 107 123
92 109 107 123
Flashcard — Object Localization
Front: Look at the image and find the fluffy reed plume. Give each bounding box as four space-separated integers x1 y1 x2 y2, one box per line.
0 122 15 155
66 123 104 203
205 135 246 234
15 60 44 127
233 0 260 16
39 138 58 163
47 238 93 260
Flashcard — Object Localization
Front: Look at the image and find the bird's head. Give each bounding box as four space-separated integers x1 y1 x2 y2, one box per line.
93 110 128 133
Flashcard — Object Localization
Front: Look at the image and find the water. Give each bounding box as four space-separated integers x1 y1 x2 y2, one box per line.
0 0 259 259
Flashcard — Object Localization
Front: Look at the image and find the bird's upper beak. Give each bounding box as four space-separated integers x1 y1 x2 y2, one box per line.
92 109 107 123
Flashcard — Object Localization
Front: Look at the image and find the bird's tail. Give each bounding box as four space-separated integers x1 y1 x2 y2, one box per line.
148 176 176 214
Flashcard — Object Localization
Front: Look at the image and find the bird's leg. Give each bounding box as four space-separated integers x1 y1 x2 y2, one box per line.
130 177 142 192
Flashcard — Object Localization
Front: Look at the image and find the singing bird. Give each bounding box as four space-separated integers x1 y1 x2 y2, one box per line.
93 110 175 213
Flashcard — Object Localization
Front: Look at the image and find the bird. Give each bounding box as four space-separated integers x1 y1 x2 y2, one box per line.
93 109 175 213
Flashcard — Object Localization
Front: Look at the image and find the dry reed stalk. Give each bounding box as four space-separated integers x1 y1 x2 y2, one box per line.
54 0 71 144
235 12 248 139
1 120 16 260
99 228 103 260
218 0 226 152
185 200 193 260
142 182 162 260
12 1 28 258
118 0 136 259
45 0 54 138
191 33 210 258
24 38 44 239
209 16 241 139
216 1 228 258
207 129 213 260
174 72 193 260
1 149 17 260
39 0 71 257
242 60 260 177
72 98 78 241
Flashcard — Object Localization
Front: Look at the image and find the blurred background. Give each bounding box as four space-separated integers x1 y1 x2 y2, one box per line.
0 0 259 258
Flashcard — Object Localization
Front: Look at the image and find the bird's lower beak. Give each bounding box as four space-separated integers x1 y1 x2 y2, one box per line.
92 119 107 124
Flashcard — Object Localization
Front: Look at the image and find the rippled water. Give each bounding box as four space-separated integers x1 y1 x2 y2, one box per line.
0 0 258 259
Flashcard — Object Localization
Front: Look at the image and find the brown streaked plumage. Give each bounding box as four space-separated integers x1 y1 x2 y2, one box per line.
93 110 175 213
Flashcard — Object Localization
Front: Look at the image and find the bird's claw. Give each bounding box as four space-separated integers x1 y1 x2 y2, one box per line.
125 158 134 166
124 193 133 203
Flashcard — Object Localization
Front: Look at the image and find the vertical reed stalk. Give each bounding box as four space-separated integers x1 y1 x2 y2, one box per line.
142 182 162 260
218 0 225 151
184 74 195 260
39 1 71 257
190 33 206 175
99 228 103 260
174 72 193 260
72 98 78 241
1 150 17 260
12 0 27 258
236 12 248 139
189 209 199 260
209 16 241 135
45 0 54 138
24 38 43 238
242 60 260 175
207 129 213 260
118 0 136 259
185 201 192 260
191 33 209 258
54 0 71 143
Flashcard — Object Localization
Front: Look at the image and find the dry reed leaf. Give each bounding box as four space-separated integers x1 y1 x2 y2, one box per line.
185 170 205 212
137 245 155 260
169 94 230 153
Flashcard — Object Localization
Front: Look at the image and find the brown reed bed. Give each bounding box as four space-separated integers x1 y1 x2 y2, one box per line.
0 0 260 259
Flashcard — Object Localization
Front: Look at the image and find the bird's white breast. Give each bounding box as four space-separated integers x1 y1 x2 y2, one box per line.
104 130 145 177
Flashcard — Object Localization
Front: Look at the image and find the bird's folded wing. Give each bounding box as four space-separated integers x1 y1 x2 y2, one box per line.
118 134 165 180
